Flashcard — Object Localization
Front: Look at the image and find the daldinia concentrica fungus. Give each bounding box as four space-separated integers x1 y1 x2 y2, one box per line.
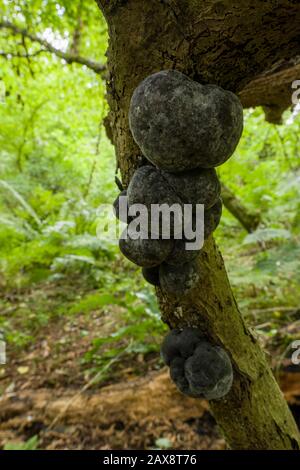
159 259 200 296
127 165 184 236
142 266 160 286
161 327 204 365
129 70 243 172
161 167 221 208
161 328 233 400
127 165 184 208
119 226 173 267
165 238 200 266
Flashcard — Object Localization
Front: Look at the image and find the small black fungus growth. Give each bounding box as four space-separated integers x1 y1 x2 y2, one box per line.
119 227 173 267
129 70 243 171
142 266 160 286
161 328 204 365
127 165 184 236
161 328 233 400
159 259 200 296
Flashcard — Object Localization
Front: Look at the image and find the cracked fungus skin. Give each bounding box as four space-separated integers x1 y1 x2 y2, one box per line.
161 328 233 400
129 70 243 171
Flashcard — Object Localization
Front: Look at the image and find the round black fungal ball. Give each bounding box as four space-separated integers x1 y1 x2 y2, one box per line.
159 259 199 296
127 166 181 207
161 328 233 400
127 165 187 237
113 190 132 224
142 266 160 286
129 70 243 171
161 327 204 366
119 226 173 267
165 238 200 266
184 342 233 400
161 168 221 209
204 198 223 239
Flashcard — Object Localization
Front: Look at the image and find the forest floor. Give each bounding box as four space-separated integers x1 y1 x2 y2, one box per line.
0 277 300 450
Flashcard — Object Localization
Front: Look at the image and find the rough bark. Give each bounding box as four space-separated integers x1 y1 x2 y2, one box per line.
96 0 300 449
221 183 260 233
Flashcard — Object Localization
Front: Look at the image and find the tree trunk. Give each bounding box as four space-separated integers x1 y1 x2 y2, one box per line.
96 0 300 449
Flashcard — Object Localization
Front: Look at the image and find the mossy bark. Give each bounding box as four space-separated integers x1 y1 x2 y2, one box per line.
96 0 300 449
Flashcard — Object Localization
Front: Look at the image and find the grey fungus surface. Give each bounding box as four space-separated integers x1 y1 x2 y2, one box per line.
161 328 204 365
165 238 200 266
127 165 182 210
161 167 221 208
161 328 233 400
127 165 187 237
159 259 200 297
119 226 173 267
129 70 243 172
128 165 220 209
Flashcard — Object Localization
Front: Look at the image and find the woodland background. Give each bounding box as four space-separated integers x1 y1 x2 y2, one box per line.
0 0 300 450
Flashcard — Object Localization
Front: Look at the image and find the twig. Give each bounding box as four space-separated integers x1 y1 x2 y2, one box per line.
0 49 45 58
251 306 297 315
0 21 106 75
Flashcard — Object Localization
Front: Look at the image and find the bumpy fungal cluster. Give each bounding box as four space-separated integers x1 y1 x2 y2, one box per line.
161 328 233 400
129 70 243 171
113 70 242 400
114 70 243 295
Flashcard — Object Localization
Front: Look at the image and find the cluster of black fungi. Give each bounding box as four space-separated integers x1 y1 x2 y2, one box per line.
113 70 243 400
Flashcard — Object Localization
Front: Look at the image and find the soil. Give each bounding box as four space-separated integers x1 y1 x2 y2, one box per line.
0 280 299 450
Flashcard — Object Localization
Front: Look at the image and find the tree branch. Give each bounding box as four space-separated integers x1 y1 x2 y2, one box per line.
0 20 106 75
221 183 261 233
239 61 300 124
0 49 45 59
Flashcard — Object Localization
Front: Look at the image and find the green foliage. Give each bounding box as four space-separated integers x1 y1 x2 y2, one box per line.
4 435 39 450
83 288 167 373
